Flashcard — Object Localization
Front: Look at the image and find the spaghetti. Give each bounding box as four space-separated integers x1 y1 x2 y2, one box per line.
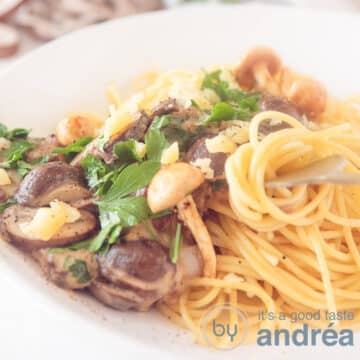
159 103 360 345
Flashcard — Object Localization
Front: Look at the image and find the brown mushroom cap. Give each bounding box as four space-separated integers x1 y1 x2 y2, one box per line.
15 161 90 207
3 205 97 251
235 46 282 89
33 248 98 289
25 134 63 162
90 281 146 311
91 240 176 311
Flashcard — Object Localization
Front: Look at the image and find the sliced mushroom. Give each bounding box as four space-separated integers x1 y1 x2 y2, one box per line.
90 240 176 311
101 110 151 164
185 136 228 178
3 205 97 251
235 47 282 91
0 23 20 58
147 162 205 213
33 248 98 289
90 281 148 311
257 93 304 135
0 169 22 201
25 134 63 162
15 162 90 207
177 195 216 278
70 198 98 214
151 98 179 118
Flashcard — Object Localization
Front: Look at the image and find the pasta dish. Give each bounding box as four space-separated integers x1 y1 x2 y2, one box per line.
1 46 360 347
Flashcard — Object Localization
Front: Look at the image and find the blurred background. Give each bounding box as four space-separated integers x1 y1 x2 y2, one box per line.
0 0 360 68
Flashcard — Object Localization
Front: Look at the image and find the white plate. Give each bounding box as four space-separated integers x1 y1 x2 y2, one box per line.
0 4 359 360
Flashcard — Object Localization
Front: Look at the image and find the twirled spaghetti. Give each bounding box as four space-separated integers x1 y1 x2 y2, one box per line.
159 105 360 346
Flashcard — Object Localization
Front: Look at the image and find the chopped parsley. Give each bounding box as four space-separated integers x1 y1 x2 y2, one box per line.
53 136 93 161
201 70 260 124
145 129 169 161
0 140 35 174
88 160 161 253
64 258 91 284
150 115 201 153
48 239 93 254
0 123 30 140
113 140 144 164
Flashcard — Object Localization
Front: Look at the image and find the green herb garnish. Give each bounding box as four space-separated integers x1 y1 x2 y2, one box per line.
151 115 172 130
48 239 93 254
53 136 93 161
66 259 91 284
113 140 144 164
201 70 260 124
145 129 169 161
0 140 35 170
81 155 110 189
169 223 183 264
0 123 30 140
88 160 161 253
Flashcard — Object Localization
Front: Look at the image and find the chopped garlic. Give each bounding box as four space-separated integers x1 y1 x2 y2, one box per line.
20 200 81 241
161 142 179 165
135 141 147 159
190 158 214 179
205 134 236 154
103 107 135 140
221 126 249 145
0 169 11 186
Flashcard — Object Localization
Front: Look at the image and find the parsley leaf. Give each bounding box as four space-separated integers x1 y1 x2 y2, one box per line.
145 129 169 161
53 136 93 161
48 239 93 254
204 102 236 124
0 123 30 140
66 259 91 284
201 70 260 123
88 160 161 253
0 140 35 169
113 140 144 164
15 156 49 177
99 196 152 228
151 115 172 130
81 155 110 189
202 70 229 101
88 225 113 253
150 115 202 153
103 160 160 201
81 155 127 196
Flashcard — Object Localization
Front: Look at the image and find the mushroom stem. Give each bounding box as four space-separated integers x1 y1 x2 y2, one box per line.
177 195 216 278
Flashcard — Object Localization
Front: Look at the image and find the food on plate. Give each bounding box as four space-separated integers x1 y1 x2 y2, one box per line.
2 46 360 346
